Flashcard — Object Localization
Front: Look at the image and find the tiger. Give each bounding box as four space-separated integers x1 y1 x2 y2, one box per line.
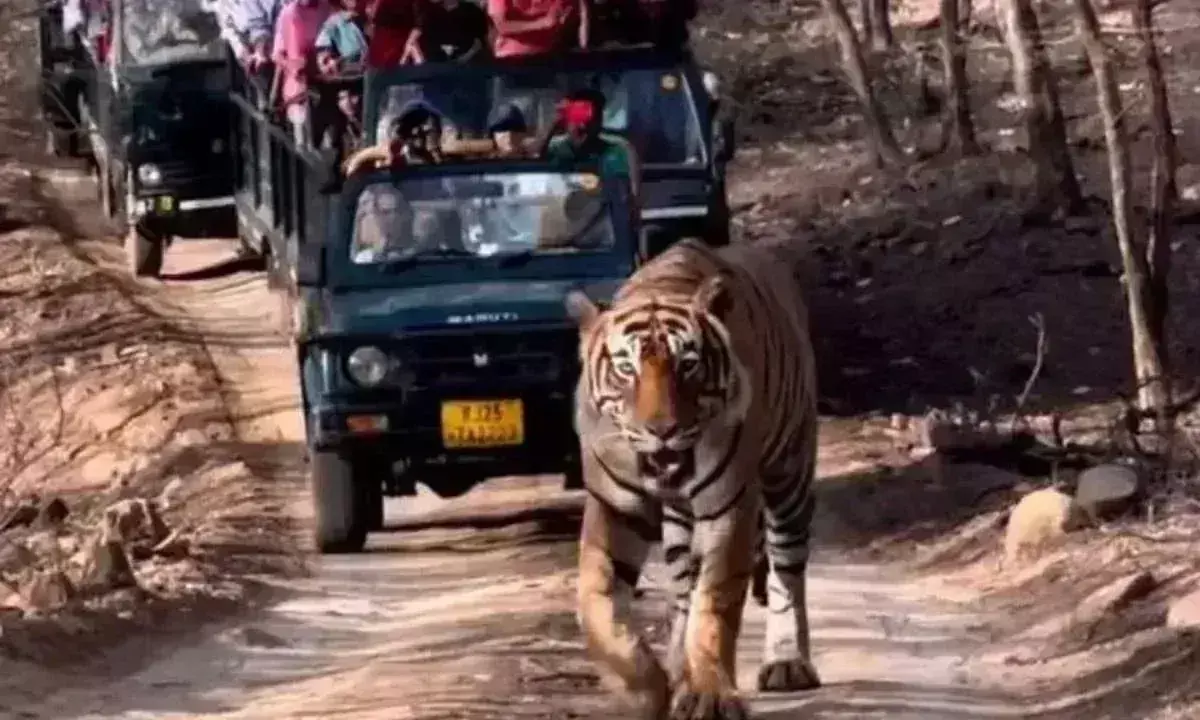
564 238 821 720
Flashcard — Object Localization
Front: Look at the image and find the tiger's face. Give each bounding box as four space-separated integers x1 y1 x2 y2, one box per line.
566 274 740 455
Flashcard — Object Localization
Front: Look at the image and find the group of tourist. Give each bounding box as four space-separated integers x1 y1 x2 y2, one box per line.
339 86 638 188
59 0 685 188
217 0 694 150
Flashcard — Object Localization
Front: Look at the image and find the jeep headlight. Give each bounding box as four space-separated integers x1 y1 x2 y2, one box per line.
137 163 163 187
346 346 389 387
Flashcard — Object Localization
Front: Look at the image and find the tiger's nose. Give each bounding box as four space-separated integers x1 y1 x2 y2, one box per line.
644 417 678 438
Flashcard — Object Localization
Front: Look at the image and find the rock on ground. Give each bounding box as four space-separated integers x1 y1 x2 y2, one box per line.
1074 463 1142 522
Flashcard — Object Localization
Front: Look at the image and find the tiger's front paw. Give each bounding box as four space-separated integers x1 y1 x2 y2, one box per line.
669 686 750 720
756 656 821 693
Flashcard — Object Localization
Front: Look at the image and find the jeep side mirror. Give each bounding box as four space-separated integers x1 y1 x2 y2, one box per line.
296 243 324 286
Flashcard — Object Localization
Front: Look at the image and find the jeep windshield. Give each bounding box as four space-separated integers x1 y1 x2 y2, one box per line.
122 0 224 66
350 171 617 266
373 63 705 168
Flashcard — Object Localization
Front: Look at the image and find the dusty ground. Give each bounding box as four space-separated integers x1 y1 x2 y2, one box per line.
0 168 303 714
1 0 1200 717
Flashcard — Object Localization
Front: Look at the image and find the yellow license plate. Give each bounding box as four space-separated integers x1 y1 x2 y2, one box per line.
155 195 176 213
440 399 524 449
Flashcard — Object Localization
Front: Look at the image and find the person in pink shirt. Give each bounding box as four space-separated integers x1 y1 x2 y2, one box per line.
487 0 588 58
272 0 333 145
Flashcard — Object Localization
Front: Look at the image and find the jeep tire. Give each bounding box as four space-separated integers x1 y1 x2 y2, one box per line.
311 450 384 553
126 223 164 279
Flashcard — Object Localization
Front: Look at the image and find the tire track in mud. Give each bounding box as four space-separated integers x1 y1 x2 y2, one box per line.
21 203 1023 718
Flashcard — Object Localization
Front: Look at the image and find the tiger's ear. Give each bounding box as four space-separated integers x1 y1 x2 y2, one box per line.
691 271 734 318
565 290 602 332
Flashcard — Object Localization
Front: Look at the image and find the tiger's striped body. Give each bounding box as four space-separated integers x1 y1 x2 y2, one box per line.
565 239 820 719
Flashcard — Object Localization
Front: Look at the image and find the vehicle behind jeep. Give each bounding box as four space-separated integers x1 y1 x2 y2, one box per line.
293 162 638 552
37 0 235 278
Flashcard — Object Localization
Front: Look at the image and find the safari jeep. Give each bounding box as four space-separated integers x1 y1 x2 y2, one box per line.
60 0 235 278
292 160 640 553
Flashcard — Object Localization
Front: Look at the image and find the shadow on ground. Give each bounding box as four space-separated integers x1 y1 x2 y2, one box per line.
160 253 266 283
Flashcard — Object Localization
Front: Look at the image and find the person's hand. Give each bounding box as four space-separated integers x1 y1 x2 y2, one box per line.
247 41 269 71
400 41 424 65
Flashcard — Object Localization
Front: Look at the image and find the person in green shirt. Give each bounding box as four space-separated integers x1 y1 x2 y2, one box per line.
543 88 640 195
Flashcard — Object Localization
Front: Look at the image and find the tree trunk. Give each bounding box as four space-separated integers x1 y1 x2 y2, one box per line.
822 0 906 167
868 0 895 50
939 0 979 154
1132 0 1176 369
1071 0 1169 416
858 0 894 50
1000 0 1084 216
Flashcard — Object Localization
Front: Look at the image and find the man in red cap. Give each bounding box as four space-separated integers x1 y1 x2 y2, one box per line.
544 88 638 193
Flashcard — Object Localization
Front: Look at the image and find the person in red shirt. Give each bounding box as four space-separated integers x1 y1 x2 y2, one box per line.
486 0 588 58
366 0 423 67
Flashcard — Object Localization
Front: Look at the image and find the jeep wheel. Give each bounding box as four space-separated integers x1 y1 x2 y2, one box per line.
311 450 384 553
126 223 164 279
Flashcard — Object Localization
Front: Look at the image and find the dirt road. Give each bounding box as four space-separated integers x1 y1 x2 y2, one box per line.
11 237 1022 720
16 229 1020 719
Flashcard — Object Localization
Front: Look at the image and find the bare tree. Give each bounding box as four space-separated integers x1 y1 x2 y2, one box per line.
859 0 895 50
958 0 974 29
822 0 906 166
999 0 1084 216
1071 0 1169 418
1132 0 1177 366
939 0 979 154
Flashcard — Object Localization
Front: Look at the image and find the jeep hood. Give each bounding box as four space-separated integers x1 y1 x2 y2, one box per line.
314 278 624 335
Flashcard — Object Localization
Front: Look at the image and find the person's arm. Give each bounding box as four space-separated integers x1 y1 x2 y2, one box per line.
442 137 499 156
450 6 489 61
576 0 589 48
399 30 425 64
343 144 390 176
